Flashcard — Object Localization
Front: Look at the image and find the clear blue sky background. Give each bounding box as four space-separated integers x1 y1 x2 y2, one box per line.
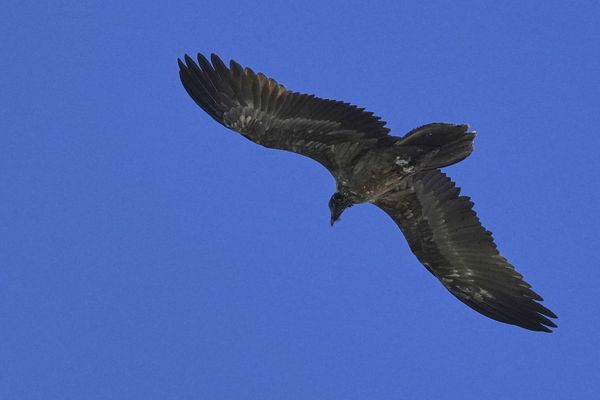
2 1 599 399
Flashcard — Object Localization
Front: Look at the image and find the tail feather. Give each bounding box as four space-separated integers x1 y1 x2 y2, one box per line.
397 123 476 170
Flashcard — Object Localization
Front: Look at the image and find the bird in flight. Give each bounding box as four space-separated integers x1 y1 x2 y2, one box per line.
178 53 557 332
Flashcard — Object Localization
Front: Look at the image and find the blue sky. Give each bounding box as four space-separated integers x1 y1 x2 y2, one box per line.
2 0 600 398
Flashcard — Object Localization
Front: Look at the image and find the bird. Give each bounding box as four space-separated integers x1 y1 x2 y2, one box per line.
178 52 557 332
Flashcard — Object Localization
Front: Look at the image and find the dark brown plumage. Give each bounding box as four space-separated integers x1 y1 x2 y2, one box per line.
178 53 557 332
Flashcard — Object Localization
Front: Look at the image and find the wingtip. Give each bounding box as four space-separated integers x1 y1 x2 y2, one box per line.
229 60 246 79
210 53 223 65
210 53 228 73
522 300 558 332
540 304 558 320
196 52 211 67
543 316 558 331
183 53 195 66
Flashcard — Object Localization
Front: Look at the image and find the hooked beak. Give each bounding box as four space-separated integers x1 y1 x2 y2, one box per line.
329 193 351 227
330 208 344 226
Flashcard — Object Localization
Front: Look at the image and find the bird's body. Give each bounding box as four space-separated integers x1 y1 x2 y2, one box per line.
331 124 475 204
179 53 557 332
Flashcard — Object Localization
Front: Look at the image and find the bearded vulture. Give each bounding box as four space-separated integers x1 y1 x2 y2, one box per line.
178 53 557 332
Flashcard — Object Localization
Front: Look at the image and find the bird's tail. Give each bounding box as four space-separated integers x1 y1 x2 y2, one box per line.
396 123 476 170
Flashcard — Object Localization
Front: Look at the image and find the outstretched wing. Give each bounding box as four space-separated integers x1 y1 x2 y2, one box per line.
178 53 390 172
375 170 557 332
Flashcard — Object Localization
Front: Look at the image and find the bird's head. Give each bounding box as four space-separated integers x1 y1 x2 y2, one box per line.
329 192 353 226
